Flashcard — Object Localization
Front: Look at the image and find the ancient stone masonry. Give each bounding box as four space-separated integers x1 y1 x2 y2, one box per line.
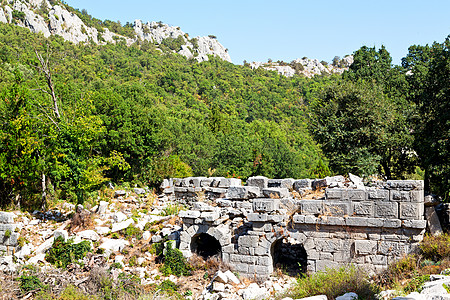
0 211 19 255
164 176 427 280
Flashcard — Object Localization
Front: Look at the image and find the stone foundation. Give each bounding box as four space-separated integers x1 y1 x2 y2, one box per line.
170 176 426 280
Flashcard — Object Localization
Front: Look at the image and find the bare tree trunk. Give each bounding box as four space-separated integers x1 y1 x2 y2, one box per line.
35 49 61 119
41 173 46 211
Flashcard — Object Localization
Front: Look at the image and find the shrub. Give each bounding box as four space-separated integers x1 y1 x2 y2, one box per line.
12 10 25 22
18 275 44 293
284 265 378 300
160 204 183 216
4 229 11 239
121 224 143 240
160 241 191 276
45 236 91 268
420 234 450 261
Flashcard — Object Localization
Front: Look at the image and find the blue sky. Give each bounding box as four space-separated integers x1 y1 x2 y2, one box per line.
67 0 450 65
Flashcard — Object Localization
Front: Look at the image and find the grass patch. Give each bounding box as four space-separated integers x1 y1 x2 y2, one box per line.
18 275 45 293
283 265 378 300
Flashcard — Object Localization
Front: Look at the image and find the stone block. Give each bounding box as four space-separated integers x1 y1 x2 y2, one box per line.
390 190 410 202
399 202 422 219
300 200 323 215
0 212 15 224
315 238 342 252
234 263 248 273
355 240 377 255
348 189 365 201
0 224 17 232
200 211 220 222
410 190 424 203
383 219 402 228
179 210 201 219
190 177 207 187
257 256 271 266
352 202 374 217
267 215 286 223
386 180 424 190
253 199 280 212
345 217 369 227
321 216 345 226
308 250 320 260
247 213 268 222
238 235 259 248
246 176 268 190
268 178 294 190
262 188 289 199
293 179 312 191
293 214 305 224
174 187 188 193
375 202 398 219
323 202 351 217
425 206 443 236
325 188 348 200
219 178 242 188
316 260 338 272
402 220 427 229
226 186 248 200
367 188 389 201
334 251 352 262
304 215 319 224
320 252 333 260
187 187 202 193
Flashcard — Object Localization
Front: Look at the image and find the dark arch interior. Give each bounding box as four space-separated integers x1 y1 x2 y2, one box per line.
271 238 307 276
191 233 222 259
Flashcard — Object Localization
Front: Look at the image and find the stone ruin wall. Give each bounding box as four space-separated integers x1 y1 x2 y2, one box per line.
0 212 19 255
161 176 426 280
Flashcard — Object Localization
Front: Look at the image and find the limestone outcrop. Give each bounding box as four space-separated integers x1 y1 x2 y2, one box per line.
0 0 231 62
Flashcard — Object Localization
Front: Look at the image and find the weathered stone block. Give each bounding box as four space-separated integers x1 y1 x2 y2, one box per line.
253 199 280 212
300 200 323 215
268 178 294 190
0 212 15 224
200 211 220 222
410 190 425 203
334 251 352 262
315 238 342 252
348 189 365 201
375 202 398 219
219 178 241 188
386 180 424 191
267 214 286 223
316 260 338 272
402 220 427 229
383 219 402 228
190 177 207 187
352 202 374 217
246 176 268 190
293 179 312 191
345 217 369 227
355 240 377 255
247 213 268 222
262 188 289 199
293 214 304 224
390 190 410 202
179 210 201 219
399 202 422 219
174 187 188 193
325 188 347 200
367 188 389 201
323 202 351 217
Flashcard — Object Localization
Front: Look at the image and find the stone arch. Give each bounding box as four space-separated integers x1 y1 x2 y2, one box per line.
178 224 231 259
191 232 222 259
270 237 307 276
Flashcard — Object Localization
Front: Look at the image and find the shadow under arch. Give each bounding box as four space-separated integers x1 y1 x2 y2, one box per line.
271 237 307 276
190 232 222 259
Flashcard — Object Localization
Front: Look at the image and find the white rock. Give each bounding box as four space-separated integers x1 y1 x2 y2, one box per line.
97 201 109 214
111 219 134 232
77 230 100 241
142 231 151 240
34 237 54 255
213 270 228 284
27 253 46 265
137 257 146 265
224 270 240 284
241 283 269 300
213 282 225 292
113 212 127 223
15 244 32 259
53 229 68 241
96 226 111 235
336 292 358 300
115 255 125 263
99 238 129 252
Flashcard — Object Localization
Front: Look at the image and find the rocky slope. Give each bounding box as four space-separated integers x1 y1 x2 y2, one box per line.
250 56 354 78
0 0 231 63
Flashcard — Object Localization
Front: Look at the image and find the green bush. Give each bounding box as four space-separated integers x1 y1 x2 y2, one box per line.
45 236 91 268
159 241 191 276
122 224 143 240
18 275 44 293
420 234 450 261
284 265 378 300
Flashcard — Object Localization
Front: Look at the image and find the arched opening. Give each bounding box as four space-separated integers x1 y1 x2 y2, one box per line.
271 238 307 276
191 233 222 259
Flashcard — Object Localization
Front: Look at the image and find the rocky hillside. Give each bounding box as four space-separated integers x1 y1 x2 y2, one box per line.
250 56 354 78
0 0 231 62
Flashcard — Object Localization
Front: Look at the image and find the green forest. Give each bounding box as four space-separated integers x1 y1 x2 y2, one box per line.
0 22 448 208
